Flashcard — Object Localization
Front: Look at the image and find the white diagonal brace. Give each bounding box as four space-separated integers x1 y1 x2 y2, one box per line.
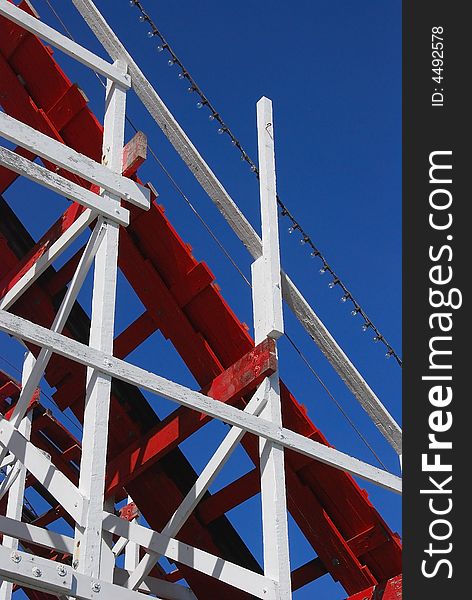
73 61 127 581
0 414 86 524
0 311 402 493
71 0 402 455
103 513 277 600
253 96 291 600
0 0 130 88
2 219 106 446
125 380 268 590
0 112 150 210
0 209 95 311
0 354 33 600
0 147 129 226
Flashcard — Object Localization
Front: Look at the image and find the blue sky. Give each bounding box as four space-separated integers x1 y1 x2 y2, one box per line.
1 1 401 598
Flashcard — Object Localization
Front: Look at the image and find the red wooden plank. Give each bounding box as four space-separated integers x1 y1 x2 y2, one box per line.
105 339 276 495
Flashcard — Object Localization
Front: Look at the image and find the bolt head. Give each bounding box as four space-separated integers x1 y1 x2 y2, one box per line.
92 582 101 593
57 565 67 576
10 552 21 563
32 567 42 577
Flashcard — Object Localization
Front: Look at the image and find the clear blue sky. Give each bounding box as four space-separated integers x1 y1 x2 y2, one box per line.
1 1 401 598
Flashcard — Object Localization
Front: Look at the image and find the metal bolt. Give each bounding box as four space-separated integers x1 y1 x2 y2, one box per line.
72 559 79 570
10 552 21 563
332 558 340 567
57 565 67 577
91 582 101 593
32 567 42 578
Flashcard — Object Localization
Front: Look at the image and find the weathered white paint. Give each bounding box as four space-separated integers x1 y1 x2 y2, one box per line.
0 311 402 493
0 355 33 600
0 0 130 88
0 112 149 210
123 497 140 576
0 514 74 555
256 97 283 341
74 65 127 581
71 0 402 455
3 220 106 443
115 568 197 600
0 146 129 226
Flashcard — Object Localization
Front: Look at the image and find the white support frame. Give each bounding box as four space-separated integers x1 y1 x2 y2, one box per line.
0 4 402 600
252 97 291 600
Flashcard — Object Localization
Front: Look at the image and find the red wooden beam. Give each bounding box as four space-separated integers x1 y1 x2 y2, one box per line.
105 339 276 495
198 468 260 525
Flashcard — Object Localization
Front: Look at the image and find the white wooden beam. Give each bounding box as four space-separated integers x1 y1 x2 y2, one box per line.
103 513 277 600
73 63 127 582
0 354 33 600
253 96 291 600
125 380 268 590
0 209 95 311
0 146 129 226
0 311 402 493
0 0 130 88
2 220 106 444
0 112 149 211
70 0 402 455
0 545 197 600
115 568 197 600
123 497 140 577
256 97 283 341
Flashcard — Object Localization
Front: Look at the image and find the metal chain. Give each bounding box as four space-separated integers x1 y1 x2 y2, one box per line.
128 0 402 367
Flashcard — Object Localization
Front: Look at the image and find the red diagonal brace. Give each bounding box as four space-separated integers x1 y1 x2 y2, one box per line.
105 338 276 495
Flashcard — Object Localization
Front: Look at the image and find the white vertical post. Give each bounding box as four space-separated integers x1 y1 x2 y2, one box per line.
252 97 291 600
124 498 140 573
73 61 128 583
0 352 34 600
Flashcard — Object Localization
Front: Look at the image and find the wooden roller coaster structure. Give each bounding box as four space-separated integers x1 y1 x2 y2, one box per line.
0 1 402 599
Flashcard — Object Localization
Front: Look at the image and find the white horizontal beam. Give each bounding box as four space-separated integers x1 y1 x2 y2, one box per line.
0 413 86 525
71 0 402 455
0 0 130 88
114 569 197 600
0 209 95 311
0 146 129 226
0 310 402 493
103 513 277 600
0 514 74 555
0 545 178 600
0 112 150 210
